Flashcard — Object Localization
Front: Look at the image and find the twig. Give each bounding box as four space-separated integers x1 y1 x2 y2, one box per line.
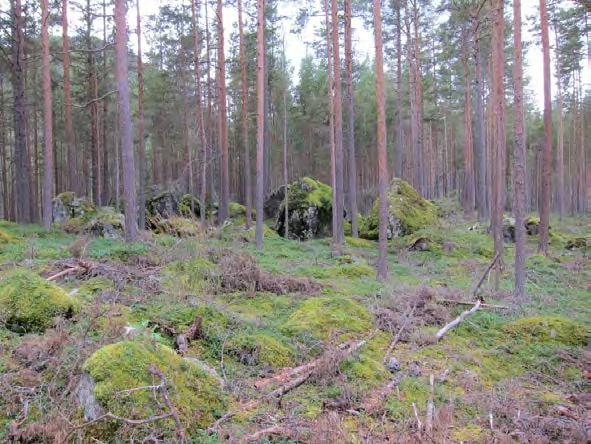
383 302 417 365
438 299 508 309
425 374 435 434
148 366 187 444
47 266 83 281
412 402 423 431
470 252 501 299
239 425 294 443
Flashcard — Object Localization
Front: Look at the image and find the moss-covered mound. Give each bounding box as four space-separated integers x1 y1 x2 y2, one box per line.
148 192 201 220
360 178 437 240
226 331 294 367
83 341 226 432
503 215 545 242
151 216 201 237
0 229 15 244
72 207 125 239
52 192 95 225
503 317 588 346
274 177 333 241
282 296 372 340
0 268 80 333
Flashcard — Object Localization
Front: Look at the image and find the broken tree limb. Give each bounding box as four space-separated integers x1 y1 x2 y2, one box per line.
435 253 501 342
438 299 508 310
46 266 83 281
425 374 434 434
240 425 295 444
383 302 417 365
254 339 367 391
435 299 482 341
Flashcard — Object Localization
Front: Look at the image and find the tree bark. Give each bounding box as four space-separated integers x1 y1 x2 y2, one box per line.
331 0 345 254
0 72 8 219
114 0 138 241
238 0 252 228
11 0 32 223
216 0 229 224
394 0 403 180
136 0 146 229
191 0 208 228
344 0 358 237
373 0 389 281
513 0 526 301
554 26 564 220
255 0 265 249
41 0 54 229
491 0 505 288
62 0 77 195
461 51 475 216
474 37 487 219
538 0 552 255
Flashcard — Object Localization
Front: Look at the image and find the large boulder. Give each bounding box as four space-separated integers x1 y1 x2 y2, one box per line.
0 268 80 333
147 192 200 220
502 215 544 242
360 178 438 240
52 192 95 225
271 177 333 241
82 341 227 432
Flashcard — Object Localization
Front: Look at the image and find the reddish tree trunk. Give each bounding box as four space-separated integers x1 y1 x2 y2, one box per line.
238 0 252 228
538 0 552 255
255 0 266 248
114 0 138 241
373 0 389 280
62 0 77 195
474 37 487 219
41 0 54 228
394 0 403 180
344 0 358 237
491 0 505 287
0 73 8 219
216 0 229 223
462 54 475 215
553 27 564 220
11 0 32 223
513 0 526 300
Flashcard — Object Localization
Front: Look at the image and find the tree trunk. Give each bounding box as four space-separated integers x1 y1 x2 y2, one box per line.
136 0 146 229
62 0 77 195
461 53 475 216
394 0 403 180
216 0 229 224
101 0 109 206
41 0 54 229
238 0 252 228
491 0 505 288
538 0 552 255
553 27 564 220
0 72 7 219
114 0 138 241
474 37 487 219
255 0 265 249
373 0 388 281
191 0 208 227
331 0 345 254
283 54 289 240
513 0 526 301
11 0 32 223
344 0 358 238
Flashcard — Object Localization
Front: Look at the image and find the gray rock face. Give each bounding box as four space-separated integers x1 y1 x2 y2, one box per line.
76 374 105 421
52 192 95 225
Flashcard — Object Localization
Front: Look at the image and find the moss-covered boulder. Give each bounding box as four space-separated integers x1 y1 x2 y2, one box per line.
503 215 545 242
151 216 201 237
0 268 80 333
147 192 201 220
226 331 294 367
82 341 227 432
272 177 333 241
566 237 588 250
360 178 437 240
52 192 95 225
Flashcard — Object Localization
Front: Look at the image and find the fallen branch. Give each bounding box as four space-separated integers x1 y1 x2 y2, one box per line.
359 372 407 414
254 340 366 391
438 299 508 310
210 339 368 434
148 366 187 444
435 253 500 342
435 299 482 341
425 374 435 434
47 266 83 281
239 425 295 444
412 402 422 431
383 302 417 365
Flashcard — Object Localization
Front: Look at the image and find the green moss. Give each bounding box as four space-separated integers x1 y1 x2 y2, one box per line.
88 239 148 261
450 424 483 442
503 317 588 346
178 194 201 217
0 229 15 244
345 236 375 249
56 191 76 205
228 202 255 218
163 258 219 294
361 178 438 240
387 377 447 420
341 333 390 391
0 268 80 332
83 341 227 432
226 331 294 367
282 296 372 340
335 261 375 278
153 216 200 237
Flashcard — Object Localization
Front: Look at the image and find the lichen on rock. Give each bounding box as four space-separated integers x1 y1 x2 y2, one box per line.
360 178 437 240
0 268 80 333
82 341 227 432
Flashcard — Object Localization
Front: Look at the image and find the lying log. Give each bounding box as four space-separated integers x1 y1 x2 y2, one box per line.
438 299 508 310
435 299 482 341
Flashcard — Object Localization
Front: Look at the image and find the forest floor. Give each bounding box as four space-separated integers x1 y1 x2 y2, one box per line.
0 206 589 443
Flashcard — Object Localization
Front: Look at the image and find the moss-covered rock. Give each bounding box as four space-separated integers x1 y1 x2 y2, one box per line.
83 341 226 432
52 192 95 225
228 201 254 219
360 178 437 240
226 331 294 367
0 268 79 333
503 317 588 346
282 296 372 340
566 237 588 250
503 215 545 242
151 216 201 237
273 177 333 241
